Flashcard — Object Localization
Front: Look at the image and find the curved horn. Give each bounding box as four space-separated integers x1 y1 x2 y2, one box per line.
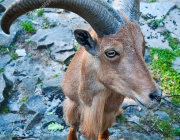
1 0 125 37
113 0 140 21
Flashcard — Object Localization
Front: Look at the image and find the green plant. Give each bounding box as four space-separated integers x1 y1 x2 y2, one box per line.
0 68 5 73
119 115 127 122
149 0 156 2
25 39 31 44
21 97 28 103
20 21 36 33
149 48 180 105
153 119 180 137
37 83 43 87
47 122 64 131
10 52 19 60
163 32 179 50
53 74 59 78
37 9 44 17
0 106 9 113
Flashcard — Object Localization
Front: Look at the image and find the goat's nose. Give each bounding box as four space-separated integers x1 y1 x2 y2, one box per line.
149 93 161 103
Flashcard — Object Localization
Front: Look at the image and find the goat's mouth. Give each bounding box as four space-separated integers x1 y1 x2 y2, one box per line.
135 98 153 109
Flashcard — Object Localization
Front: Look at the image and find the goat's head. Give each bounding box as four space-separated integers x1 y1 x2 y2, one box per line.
1 0 161 109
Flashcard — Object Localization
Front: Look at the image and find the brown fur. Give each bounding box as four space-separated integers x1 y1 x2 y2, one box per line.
62 12 160 139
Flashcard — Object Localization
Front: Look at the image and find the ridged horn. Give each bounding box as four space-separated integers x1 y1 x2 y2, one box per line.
113 0 141 21
1 0 125 37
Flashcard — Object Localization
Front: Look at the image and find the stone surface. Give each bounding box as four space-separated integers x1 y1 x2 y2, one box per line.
18 77 38 99
0 54 11 70
0 74 5 107
19 95 46 115
42 115 63 128
42 73 65 95
155 111 171 121
140 2 176 20
172 57 180 73
164 9 180 41
140 24 171 49
30 26 73 50
15 49 26 57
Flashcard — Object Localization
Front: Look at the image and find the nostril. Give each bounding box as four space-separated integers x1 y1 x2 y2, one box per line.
149 93 161 103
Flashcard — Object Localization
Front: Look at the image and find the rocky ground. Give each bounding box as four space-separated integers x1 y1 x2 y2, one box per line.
0 0 180 140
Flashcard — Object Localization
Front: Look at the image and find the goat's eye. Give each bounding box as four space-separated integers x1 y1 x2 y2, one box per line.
105 50 119 58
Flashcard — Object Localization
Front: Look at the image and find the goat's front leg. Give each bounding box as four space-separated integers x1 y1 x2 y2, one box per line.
67 127 78 140
98 129 110 140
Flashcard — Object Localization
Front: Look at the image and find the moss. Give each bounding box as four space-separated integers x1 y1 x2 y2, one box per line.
53 74 59 78
0 106 9 114
149 0 156 2
21 97 28 103
10 52 19 60
37 9 44 17
0 68 5 73
20 21 36 33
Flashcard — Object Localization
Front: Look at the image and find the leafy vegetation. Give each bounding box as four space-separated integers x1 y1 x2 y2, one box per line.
53 74 59 78
149 0 156 2
149 32 180 105
0 106 9 114
10 52 19 60
0 45 17 54
0 68 5 73
21 97 28 103
20 21 36 33
37 9 44 17
153 119 180 137
47 122 64 131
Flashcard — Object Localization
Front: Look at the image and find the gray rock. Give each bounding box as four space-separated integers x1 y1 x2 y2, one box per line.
39 136 67 140
144 49 152 63
0 54 11 70
172 57 180 73
127 116 140 124
140 24 171 49
15 49 26 57
30 26 73 50
0 74 13 108
0 113 26 123
109 129 160 140
164 9 180 41
0 4 5 13
140 2 176 20
0 74 5 106
18 77 38 100
42 73 65 95
19 95 46 115
52 50 75 63
155 110 171 121
0 22 22 47
24 112 44 131
42 115 63 128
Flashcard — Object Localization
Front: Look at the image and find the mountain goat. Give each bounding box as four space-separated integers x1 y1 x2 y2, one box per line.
1 0 161 139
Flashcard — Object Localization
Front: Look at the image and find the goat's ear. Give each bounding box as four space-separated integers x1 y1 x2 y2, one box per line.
74 29 96 55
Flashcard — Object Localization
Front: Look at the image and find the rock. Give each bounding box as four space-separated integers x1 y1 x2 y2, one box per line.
0 74 6 106
52 50 75 63
0 22 22 47
42 115 63 128
127 116 140 124
155 111 171 121
39 135 67 140
109 129 160 140
164 9 180 41
0 74 13 108
42 73 65 95
0 4 5 13
24 113 44 131
144 49 152 63
0 54 11 70
18 77 38 100
172 57 180 73
140 24 171 49
15 49 26 57
140 2 176 20
0 113 26 123
30 26 73 50
19 95 46 115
